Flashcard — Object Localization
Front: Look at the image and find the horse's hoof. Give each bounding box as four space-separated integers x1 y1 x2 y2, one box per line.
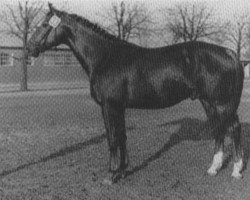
232 159 243 179
103 177 113 185
103 171 126 185
231 172 243 179
103 172 114 185
207 168 218 176
112 170 126 183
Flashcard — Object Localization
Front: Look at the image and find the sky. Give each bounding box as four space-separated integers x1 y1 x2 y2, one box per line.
43 0 250 20
0 0 250 46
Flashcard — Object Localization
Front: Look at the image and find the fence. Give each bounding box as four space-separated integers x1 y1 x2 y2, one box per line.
0 46 88 92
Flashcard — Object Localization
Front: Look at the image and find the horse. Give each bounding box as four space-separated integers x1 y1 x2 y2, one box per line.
27 3 245 184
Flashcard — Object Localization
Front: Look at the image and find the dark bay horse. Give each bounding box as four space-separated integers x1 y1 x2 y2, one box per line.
27 4 244 184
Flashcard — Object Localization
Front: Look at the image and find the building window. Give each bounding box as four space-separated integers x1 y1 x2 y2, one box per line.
44 53 53 66
44 53 63 66
64 53 79 66
0 53 13 66
27 56 34 66
44 52 79 67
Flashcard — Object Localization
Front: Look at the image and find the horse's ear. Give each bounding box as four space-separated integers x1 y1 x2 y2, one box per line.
48 2 55 13
48 3 60 16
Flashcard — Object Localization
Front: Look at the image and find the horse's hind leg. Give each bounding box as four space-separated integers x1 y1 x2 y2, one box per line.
201 99 244 178
200 100 225 176
207 124 226 176
228 114 243 179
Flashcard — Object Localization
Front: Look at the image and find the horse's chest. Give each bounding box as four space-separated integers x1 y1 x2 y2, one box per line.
90 74 125 104
89 78 103 105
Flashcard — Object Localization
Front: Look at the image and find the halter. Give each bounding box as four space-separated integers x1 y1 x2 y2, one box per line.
30 15 61 52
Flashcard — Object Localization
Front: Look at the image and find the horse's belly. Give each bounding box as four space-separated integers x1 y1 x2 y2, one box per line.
127 98 185 109
127 85 190 109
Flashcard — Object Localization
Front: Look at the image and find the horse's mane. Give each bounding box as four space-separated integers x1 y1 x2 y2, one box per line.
70 14 118 40
57 10 128 43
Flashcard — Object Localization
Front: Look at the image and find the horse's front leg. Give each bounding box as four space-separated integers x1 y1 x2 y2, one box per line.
102 102 128 184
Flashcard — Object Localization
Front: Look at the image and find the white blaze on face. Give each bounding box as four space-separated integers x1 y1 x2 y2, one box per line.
49 15 61 28
207 151 223 176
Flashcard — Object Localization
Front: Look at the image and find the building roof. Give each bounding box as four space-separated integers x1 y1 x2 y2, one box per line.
0 33 69 50
0 45 71 52
0 34 21 47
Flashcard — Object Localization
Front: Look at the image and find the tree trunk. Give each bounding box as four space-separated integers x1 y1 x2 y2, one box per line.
20 48 28 91
20 6 29 92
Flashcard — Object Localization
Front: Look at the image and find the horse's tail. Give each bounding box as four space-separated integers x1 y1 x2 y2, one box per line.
236 56 244 105
219 49 244 123
229 50 244 114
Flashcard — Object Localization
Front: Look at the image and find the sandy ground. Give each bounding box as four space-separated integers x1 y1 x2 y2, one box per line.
0 85 249 199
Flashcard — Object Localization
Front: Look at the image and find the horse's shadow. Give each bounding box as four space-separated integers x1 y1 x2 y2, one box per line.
127 118 250 176
0 133 106 177
1 118 250 178
127 117 212 176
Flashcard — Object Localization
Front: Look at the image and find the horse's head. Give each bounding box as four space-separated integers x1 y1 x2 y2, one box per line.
27 3 69 57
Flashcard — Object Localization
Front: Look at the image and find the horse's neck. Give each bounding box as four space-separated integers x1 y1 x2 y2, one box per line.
66 26 114 77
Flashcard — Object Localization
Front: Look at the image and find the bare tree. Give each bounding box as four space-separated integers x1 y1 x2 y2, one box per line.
224 14 250 61
161 2 224 44
0 1 44 91
100 1 154 44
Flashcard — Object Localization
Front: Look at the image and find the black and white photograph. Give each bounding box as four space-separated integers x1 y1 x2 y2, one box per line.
0 0 250 199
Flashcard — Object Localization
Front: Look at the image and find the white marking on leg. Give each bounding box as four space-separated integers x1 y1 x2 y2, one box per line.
207 151 223 176
232 158 243 179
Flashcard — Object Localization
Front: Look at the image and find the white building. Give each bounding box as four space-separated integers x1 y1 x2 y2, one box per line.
244 63 250 78
0 46 87 91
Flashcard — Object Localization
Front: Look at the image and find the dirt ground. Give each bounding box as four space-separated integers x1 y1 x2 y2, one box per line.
0 86 249 200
